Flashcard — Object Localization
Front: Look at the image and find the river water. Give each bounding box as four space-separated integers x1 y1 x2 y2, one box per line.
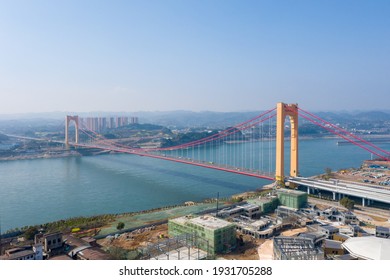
1 138 389 231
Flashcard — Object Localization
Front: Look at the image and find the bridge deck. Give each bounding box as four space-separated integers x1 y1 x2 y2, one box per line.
74 143 275 181
288 177 390 204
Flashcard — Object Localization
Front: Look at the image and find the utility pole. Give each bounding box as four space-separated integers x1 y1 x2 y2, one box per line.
216 192 220 217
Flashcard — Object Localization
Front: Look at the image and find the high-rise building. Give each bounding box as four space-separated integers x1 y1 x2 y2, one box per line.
79 116 139 132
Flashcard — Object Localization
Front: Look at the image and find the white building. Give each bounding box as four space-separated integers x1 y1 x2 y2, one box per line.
342 236 390 260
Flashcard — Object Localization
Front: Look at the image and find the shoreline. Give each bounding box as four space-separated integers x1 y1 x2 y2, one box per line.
1 183 275 237
0 151 81 162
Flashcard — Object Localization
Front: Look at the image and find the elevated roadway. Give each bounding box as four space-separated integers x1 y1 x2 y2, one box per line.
287 177 390 206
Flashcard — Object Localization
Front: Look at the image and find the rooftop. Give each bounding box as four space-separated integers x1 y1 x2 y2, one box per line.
250 219 268 228
190 215 233 230
238 203 259 211
4 248 34 260
334 254 357 260
77 247 111 260
43 232 62 238
340 211 357 218
298 232 327 241
64 235 90 248
342 236 390 260
277 189 307 196
68 245 91 258
217 206 243 215
171 215 233 230
319 225 339 232
376 226 390 233
248 196 278 205
81 237 97 244
324 239 343 250
277 205 299 212
334 232 351 240
49 254 73 260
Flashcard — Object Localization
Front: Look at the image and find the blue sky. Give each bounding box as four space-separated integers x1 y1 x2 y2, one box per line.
0 0 389 113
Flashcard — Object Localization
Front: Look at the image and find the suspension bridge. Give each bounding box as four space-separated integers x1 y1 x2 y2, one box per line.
64 103 389 180
7 102 390 205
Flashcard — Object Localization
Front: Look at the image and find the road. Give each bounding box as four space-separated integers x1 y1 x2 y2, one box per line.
288 177 390 205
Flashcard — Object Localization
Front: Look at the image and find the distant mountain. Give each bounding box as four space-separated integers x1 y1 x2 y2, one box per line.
0 110 389 129
308 111 390 123
354 111 390 121
134 111 262 128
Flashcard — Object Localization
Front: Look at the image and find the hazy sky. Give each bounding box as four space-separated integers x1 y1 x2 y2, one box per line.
1 0 389 114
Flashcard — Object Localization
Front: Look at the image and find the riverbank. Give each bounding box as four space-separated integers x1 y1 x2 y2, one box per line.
0 150 80 161
1 137 389 236
0 147 115 161
1 184 275 239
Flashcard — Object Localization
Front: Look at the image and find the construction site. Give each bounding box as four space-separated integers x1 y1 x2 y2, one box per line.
5 177 389 261
330 160 390 187
142 233 210 260
273 236 324 260
92 183 390 260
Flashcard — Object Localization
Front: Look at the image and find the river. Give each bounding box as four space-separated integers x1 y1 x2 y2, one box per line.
0 138 389 231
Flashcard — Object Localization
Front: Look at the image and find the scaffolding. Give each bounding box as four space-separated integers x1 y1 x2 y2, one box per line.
141 233 210 260
273 237 324 260
168 215 236 254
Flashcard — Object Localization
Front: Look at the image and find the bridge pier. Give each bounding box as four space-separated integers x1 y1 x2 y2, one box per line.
65 115 79 147
307 187 310 194
363 198 374 206
333 192 336 200
275 103 299 183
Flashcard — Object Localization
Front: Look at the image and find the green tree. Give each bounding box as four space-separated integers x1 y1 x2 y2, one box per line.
107 246 127 260
116 222 125 231
323 167 332 180
340 197 355 210
24 226 38 240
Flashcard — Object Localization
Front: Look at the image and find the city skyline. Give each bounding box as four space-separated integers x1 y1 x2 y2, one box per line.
1 0 389 114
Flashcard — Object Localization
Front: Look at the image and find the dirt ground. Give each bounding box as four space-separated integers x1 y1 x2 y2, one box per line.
95 167 390 260
252 227 308 260
280 227 308 237
331 160 390 187
97 224 168 251
258 239 273 260
218 235 265 260
98 224 266 260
